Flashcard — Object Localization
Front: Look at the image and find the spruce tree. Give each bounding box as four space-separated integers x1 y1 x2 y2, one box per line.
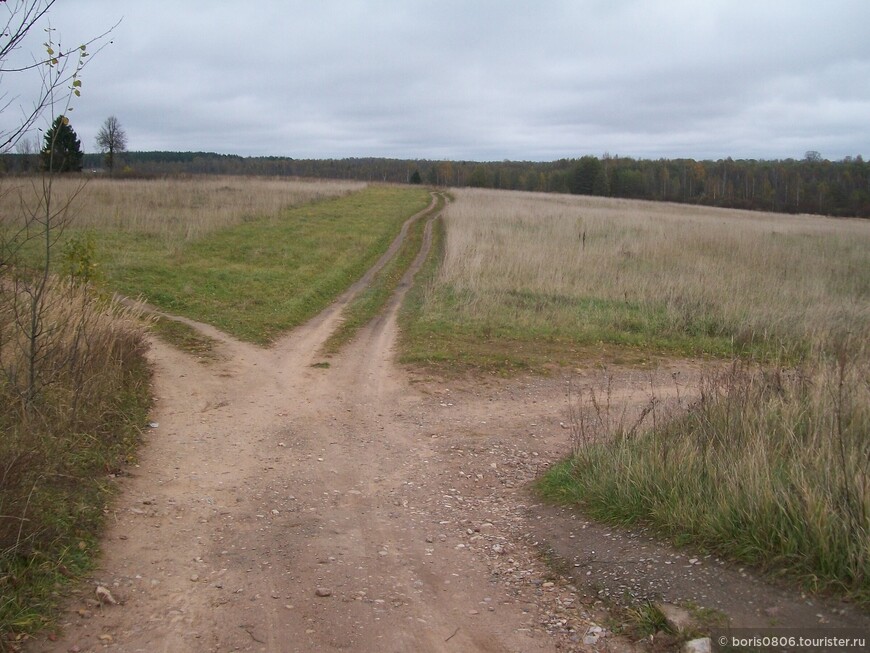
41 115 84 172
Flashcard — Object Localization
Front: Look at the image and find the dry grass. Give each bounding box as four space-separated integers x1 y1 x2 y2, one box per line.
424 188 870 362
1 280 151 637
541 350 870 603
0 175 365 244
427 189 870 602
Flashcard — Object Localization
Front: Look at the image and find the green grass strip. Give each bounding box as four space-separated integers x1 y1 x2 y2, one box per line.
321 192 444 354
101 186 430 344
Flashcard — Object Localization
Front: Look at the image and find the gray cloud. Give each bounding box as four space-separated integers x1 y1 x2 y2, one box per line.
2 0 868 161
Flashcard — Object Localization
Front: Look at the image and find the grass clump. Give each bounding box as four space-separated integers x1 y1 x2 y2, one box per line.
149 315 219 361
0 282 151 644
538 347 870 605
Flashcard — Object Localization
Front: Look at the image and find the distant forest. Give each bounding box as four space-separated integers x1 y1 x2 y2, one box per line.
4 149 869 217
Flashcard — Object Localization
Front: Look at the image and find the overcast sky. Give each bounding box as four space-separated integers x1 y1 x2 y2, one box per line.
3 1 869 162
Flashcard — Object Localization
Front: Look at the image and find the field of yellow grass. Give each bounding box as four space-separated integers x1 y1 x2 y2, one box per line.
0 175 364 243
406 188 870 368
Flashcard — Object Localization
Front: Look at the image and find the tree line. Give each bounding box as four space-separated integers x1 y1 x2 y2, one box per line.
4 145 869 217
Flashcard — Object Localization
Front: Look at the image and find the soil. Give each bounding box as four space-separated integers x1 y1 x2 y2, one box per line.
25 204 869 653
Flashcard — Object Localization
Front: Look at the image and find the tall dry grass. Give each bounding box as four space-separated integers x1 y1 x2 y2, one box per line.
1 278 151 634
0 175 365 243
541 350 870 601
430 188 870 358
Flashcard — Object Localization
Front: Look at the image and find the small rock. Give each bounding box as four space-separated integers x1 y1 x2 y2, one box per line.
655 602 694 633
98 634 114 643
190 574 199 582
682 637 712 653
95 585 118 605
315 587 332 597
583 625 604 645
67 646 82 653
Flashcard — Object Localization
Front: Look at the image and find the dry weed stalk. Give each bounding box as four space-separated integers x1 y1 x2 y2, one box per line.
566 371 664 457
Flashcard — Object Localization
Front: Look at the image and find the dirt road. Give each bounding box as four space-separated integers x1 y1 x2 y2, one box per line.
26 200 567 652
29 197 868 653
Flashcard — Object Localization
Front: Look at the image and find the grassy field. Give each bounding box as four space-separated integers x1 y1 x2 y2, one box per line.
102 184 430 343
36 175 364 242
2 178 431 344
402 188 870 371
401 187 870 603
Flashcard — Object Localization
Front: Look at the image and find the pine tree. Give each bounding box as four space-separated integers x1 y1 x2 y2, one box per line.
41 115 84 172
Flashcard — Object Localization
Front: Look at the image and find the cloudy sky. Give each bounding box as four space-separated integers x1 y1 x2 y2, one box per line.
3 0 869 161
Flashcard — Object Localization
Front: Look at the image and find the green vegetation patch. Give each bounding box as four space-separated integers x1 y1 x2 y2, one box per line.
398 219 748 373
99 185 430 344
537 355 870 605
403 288 762 373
